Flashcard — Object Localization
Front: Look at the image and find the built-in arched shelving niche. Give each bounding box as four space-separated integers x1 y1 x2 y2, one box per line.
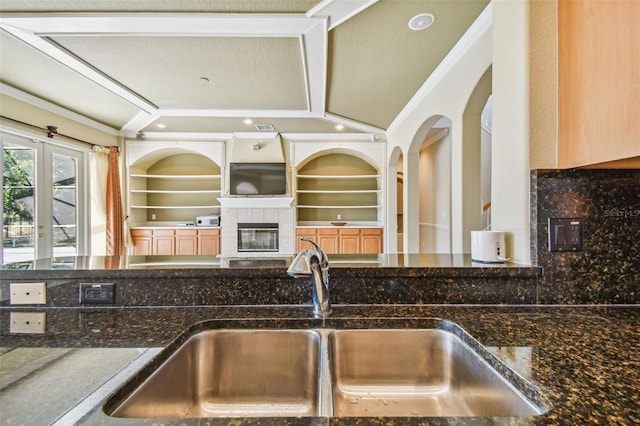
126 141 224 225
295 153 382 225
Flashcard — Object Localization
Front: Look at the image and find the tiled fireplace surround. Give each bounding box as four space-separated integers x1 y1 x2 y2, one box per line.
220 199 295 257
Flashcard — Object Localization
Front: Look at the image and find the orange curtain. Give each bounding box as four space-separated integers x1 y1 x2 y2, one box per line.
105 147 125 255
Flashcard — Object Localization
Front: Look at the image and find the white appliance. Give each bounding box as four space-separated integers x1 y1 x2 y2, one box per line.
196 215 220 226
470 231 507 263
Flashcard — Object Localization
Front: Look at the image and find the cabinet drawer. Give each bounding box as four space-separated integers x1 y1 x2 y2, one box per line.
296 228 318 236
153 229 175 237
361 228 382 235
131 229 152 237
198 228 220 236
340 228 361 236
175 229 197 236
318 228 339 235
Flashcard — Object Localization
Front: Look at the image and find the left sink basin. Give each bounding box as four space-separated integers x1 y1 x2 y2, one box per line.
105 329 321 418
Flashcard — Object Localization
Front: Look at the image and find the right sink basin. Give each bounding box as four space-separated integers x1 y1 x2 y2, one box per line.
329 328 548 417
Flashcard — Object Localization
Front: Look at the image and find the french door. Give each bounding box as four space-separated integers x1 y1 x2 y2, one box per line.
2 132 88 265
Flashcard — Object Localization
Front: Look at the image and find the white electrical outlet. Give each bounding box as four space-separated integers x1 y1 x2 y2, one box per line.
10 312 46 334
10 282 47 304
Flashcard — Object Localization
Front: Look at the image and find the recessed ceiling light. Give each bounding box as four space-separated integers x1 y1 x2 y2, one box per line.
243 118 253 125
335 124 344 130
408 13 435 31
155 123 166 129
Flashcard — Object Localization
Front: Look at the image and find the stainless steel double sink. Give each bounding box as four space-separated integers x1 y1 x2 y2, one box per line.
104 323 550 419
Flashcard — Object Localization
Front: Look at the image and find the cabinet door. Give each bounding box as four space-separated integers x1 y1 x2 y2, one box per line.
153 229 175 255
153 237 174 255
198 229 220 255
296 228 318 252
175 229 198 255
361 228 383 254
131 229 152 255
318 229 339 254
132 236 152 255
339 229 361 254
558 0 640 167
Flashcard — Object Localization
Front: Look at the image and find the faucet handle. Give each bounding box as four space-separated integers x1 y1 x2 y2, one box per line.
300 237 329 268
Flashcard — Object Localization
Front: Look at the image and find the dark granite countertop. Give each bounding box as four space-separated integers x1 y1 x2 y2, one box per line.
1 304 638 425
1 253 541 278
1 255 542 307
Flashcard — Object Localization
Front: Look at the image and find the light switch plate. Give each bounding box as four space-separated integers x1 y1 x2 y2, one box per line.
10 312 46 334
548 218 584 252
10 282 47 304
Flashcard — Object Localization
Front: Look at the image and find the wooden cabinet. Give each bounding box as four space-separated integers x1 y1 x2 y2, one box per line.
296 227 383 254
361 228 383 254
338 228 360 254
131 227 220 255
318 228 339 254
558 0 640 168
198 228 220 255
153 229 175 255
295 228 319 252
175 229 198 255
131 229 152 255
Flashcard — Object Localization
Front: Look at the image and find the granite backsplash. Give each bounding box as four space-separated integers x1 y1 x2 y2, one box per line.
531 169 640 304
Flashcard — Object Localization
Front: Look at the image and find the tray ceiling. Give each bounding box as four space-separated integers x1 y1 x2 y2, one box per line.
0 0 489 137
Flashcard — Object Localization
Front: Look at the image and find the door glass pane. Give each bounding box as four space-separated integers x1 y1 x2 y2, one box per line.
2 141 36 263
52 152 77 257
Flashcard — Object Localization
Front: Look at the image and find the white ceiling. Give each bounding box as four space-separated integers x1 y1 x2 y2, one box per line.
0 0 489 138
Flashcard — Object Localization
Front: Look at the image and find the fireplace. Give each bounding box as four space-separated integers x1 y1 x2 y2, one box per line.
237 223 279 252
218 197 295 257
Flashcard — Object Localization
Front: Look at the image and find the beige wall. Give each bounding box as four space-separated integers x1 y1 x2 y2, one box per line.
0 94 120 148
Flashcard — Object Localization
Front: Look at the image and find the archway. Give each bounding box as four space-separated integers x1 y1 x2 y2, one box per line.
401 65 492 254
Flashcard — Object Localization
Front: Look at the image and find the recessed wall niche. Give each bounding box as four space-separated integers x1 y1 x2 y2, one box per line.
295 153 381 224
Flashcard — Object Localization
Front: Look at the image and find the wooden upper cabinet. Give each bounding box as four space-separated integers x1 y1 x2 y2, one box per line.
558 0 640 168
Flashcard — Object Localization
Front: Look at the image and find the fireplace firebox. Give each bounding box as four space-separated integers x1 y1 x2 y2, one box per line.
237 223 279 252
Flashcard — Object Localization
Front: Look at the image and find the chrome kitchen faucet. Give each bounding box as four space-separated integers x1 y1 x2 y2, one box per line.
287 238 331 317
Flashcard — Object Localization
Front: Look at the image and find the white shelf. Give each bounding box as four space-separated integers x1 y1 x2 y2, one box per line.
296 189 380 194
296 174 380 179
295 156 382 224
131 205 220 209
130 174 220 179
296 205 380 209
131 189 221 194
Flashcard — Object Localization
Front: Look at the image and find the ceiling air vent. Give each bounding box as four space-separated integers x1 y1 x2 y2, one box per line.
255 124 275 131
